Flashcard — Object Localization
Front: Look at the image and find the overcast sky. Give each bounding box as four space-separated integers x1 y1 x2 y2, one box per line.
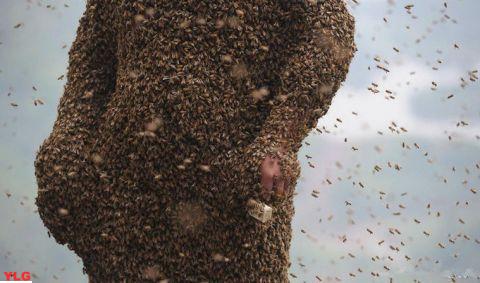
1 0 479 282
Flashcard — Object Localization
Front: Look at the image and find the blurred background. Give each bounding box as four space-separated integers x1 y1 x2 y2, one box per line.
0 0 479 282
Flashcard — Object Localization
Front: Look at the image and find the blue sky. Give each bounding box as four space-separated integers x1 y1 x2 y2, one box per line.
1 0 479 282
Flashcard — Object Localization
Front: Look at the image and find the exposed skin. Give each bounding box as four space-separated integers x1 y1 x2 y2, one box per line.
260 147 288 201
34 0 356 281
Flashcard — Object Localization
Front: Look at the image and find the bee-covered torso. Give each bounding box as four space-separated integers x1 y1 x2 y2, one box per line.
34 0 355 281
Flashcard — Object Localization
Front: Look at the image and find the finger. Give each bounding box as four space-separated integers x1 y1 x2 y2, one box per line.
271 159 281 176
271 174 278 194
261 173 274 201
261 156 276 175
275 177 286 198
261 172 273 192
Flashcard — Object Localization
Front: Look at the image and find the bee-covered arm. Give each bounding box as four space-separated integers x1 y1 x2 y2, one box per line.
216 1 356 207
34 0 118 246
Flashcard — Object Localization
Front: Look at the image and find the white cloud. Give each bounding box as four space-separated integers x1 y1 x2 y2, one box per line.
315 55 480 141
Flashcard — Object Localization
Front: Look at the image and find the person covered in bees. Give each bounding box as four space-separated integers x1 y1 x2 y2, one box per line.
34 0 356 281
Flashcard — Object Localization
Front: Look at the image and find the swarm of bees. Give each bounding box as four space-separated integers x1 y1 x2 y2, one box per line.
2 0 479 282
27 0 356 281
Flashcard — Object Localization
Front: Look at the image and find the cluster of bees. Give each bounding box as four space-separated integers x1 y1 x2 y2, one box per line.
27 0 356 282
4 0 477 282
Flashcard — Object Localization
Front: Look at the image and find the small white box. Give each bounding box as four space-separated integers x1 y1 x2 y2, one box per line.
246 199 273 223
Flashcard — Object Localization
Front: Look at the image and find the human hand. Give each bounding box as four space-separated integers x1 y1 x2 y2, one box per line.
259 146 289 201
